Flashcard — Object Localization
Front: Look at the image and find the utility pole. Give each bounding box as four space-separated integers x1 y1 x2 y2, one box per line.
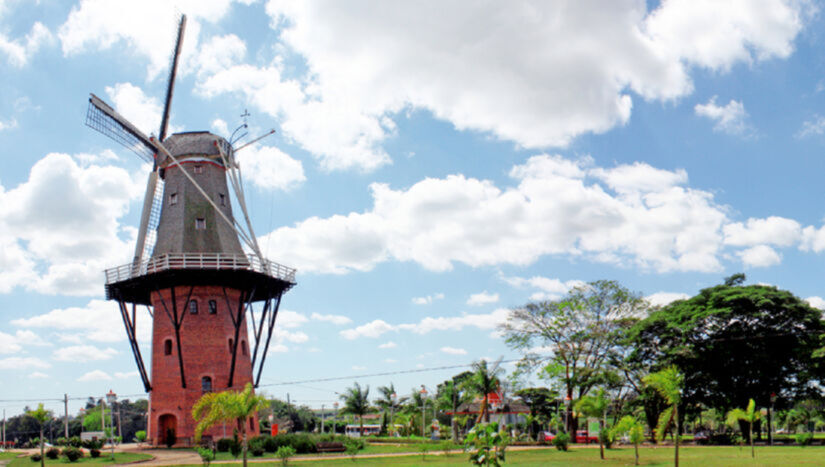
286 393 291 432
64 394 69 438
3 409 6 448
321 404 325 434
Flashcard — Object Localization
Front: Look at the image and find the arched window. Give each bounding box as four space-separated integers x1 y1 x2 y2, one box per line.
208 300 217 314
249 417 255 431
164 339 172 356
201 376 212 393
228 338 234 353
189 300 198 314
241 340 247 356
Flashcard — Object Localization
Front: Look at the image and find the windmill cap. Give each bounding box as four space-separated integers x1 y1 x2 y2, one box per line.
159 131 233 167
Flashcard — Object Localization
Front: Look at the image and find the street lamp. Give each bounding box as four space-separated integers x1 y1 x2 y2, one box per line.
321 404 325 434
420 386 428 438
390 393 397 437
106 390 117 459
333 402 339 435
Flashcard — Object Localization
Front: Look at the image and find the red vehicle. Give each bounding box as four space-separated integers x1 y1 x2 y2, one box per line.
575 430 599 444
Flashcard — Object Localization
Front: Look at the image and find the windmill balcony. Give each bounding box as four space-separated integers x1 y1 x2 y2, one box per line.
104 252 296 285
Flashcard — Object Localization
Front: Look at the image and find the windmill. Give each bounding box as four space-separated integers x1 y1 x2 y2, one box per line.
87 15 296 446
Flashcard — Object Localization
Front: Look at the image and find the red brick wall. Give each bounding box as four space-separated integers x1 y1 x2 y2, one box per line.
148 285 260 446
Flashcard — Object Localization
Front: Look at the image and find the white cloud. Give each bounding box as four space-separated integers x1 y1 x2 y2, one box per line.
238 145 306 191
192 33 246 78
0 357 50 370
212 118 229 136
0 21 52 67
694 96 751 135
196 0 805 171
310 312 352 325
341 308 511 340
383 358 397 363
805 296 825 310
264 155 729 274
412 293 444 305
0 330 48 354
797 114 825 138
114 371 139 379
276 310 308 328
0 117 17 131
78 370 112 382
104 83 165 136
646 292 690 307
467 291 499 306
502 275 585 301
53 345 118 362
378 341 396 349
738 245 782 268
13 299 150 343
440 346 467 355
724 216 802 247
0 153 142 295
29 372 49 379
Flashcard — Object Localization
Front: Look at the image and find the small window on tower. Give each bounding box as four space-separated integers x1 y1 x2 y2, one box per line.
249 418 254 431
194 165 203 174
219 193 226 206
241 340 247 356
164 339 172 356
208 300 217 314
189 300 198 314
170 192 178 205
201 376 212 393
195 218 206 230
228 338 234 353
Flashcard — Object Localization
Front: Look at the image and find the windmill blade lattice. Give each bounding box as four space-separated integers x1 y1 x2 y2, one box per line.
85 94 157 163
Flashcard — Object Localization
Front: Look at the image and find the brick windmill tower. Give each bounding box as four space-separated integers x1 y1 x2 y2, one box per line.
85 16 295 446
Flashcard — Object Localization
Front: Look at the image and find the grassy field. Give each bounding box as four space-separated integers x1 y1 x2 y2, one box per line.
5 452 151 466
188 445 825 466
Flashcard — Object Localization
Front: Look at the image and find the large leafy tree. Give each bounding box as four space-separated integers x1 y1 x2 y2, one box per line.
501 280 645 432
437 371 473 441
340 382 371 436
514 387 557 440
192 383 269 467
26 404 51 467
629 275 825 417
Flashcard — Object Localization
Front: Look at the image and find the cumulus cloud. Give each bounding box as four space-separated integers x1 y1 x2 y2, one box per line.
54 345 118 362
0 117 17 131
238 145 306 191
646 292 690 307
378 341 396 349
12 299 150 343
264 155 731 274
805 296 825 310
0 356 50 370
737 245 782 268
340 308 510 340
467 291 499 306
724 216 803 247
694 96 751 135
412 293 444 305
0 330 48 354
104 83 168 136
797 114 825 138
0 21 52 67
78 370 112 382
114 371 139 379
501 275 585 301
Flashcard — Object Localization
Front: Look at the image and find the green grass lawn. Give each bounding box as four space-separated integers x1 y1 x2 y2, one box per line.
190 445 825 466
6 452 151 466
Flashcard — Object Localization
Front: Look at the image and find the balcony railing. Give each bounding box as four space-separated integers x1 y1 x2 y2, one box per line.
104 253 296 285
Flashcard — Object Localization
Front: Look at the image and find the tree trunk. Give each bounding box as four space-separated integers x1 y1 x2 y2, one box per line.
598 419 604 459
749 423 754 458
452 396 458 442
39 427 44 467
674 405 679 467
634 441 639 465
360 415 364 437
241 419 248 467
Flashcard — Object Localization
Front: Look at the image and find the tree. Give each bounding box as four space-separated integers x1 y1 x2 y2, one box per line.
340 383 371 436
726 399 760 459
192 383 269 467
575 388 609 460
437 372 474 441
26 404 52 467
375 383 407 436
502 280 645 432
630 275 825 416
464 360 502 423
514 387 557 441
645 367 683 467
611 416 644 465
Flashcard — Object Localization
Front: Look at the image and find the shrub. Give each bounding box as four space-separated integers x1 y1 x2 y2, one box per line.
344 438 361 460
709 432 737 445
277 446 296 466
135 430 147 443
55 437 68 446
68 436 82 447
796 432 814 446
62 446 83 462
229 438 242 459
196 447 215 467
216 438 236 453
30 454 41 463
46 447 60 459
553 432 570 451
249 437 265 457
90 449 101 458
263 435 278 453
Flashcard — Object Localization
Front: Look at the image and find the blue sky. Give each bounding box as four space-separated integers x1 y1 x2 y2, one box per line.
3 0 825 417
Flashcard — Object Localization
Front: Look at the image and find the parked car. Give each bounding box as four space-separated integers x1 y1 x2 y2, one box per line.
540 431 556 442
575 430 599 444
693 430 710 444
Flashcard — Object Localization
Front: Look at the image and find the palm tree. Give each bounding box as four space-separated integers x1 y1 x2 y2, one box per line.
192 383 269 467
612 415 644 465
575 388 609 460
437 379 469 442
340 383 371 436
376 383 407 436
644 366 683 467
464 360 502 423
26 404 51 467
726 399 761 458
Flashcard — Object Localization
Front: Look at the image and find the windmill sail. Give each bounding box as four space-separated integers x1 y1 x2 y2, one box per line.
86 94 157 162
159 15 186 141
